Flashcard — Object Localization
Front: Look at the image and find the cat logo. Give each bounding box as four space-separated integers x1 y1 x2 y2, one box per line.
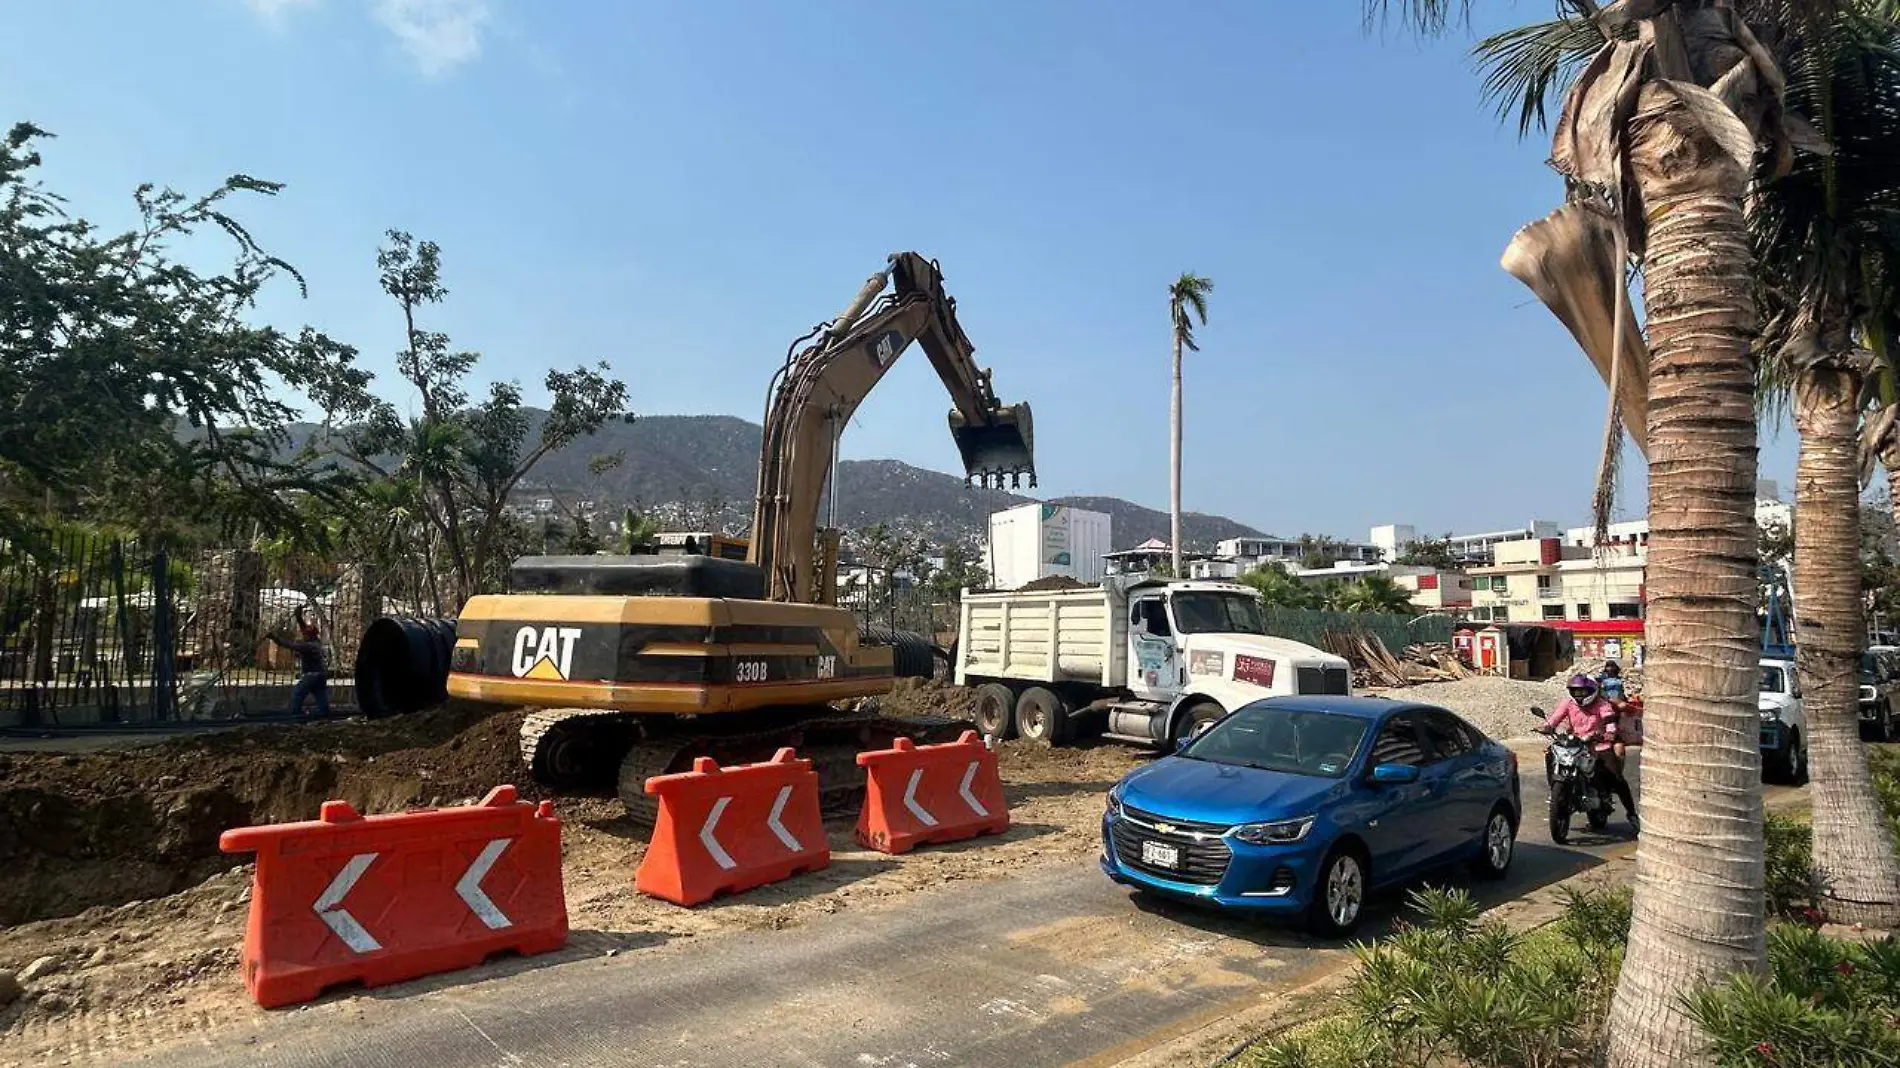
869 329 904 368
511 626 583 681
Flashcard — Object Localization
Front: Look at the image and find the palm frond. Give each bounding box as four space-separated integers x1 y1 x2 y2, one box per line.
1362 0 1474 36
1474 16 1607 138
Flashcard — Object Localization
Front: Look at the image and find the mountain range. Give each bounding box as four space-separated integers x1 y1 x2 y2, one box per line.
499 413 1268 551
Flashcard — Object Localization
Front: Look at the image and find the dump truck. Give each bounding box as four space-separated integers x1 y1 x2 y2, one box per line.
954 578 1353 748
357 252 1036 825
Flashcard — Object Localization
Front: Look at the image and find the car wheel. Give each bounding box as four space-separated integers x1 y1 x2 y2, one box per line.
1469 805 1515 881
1015 686 1070 747
1172 701 1225 746
1307 846 1368 938
973 683 1017 741
1787 731 1809 785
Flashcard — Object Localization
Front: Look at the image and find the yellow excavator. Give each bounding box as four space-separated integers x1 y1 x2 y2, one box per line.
357 253 1034 824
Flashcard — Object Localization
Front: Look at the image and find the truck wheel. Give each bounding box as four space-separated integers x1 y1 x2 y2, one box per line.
974 683 1017 741
1171 701 1225 746
1016 686 1071 747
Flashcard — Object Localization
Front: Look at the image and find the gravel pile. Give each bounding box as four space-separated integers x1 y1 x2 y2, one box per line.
1379 675 1572 742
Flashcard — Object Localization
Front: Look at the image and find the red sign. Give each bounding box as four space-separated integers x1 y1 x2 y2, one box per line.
1233 654 1276 688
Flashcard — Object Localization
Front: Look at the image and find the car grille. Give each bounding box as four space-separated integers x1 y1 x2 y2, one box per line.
1111 804 1234 885
1761 723 1781 749
1296 666 1351 696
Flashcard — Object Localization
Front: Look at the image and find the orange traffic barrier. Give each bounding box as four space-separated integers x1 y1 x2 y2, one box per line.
218 785 567 1008
635 747 829 906
856 730 1009 854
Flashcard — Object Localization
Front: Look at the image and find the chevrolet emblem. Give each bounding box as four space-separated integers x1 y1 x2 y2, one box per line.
1155 822 1176 834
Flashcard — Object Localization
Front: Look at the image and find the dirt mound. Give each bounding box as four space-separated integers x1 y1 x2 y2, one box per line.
876 677 982 722
1018 575 1092 592
0 702 533 926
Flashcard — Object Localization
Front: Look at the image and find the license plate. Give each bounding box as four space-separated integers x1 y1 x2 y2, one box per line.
1141 840 1180 868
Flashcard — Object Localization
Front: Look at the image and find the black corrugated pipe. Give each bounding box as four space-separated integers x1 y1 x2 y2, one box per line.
859 622 937 680
354 617 458 719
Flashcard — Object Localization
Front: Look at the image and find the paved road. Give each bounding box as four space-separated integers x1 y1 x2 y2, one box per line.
128 747 1768 1068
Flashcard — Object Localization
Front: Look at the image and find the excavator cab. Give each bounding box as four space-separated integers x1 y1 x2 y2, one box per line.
951 400 1036 490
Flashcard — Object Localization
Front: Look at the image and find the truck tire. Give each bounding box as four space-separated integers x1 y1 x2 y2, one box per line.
1171 700 1225 746
974 683 1017 741
1016 686 1071 747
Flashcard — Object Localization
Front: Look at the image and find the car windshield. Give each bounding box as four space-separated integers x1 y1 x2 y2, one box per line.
1178 705 1369 778
1170 592 1268 635
1761 666 1785 694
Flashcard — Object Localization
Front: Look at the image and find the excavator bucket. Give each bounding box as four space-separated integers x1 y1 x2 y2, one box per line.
950 402 1036 490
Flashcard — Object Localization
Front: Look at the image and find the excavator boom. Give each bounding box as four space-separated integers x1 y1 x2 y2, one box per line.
750 252 1035 603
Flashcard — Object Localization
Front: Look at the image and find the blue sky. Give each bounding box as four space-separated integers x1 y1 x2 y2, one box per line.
2 0 1803 542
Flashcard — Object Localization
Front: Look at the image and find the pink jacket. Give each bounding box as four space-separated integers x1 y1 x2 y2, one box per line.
1545 697 1619 752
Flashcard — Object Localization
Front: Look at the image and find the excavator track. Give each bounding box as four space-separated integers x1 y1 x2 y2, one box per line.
519 708 639 793
610 706 975 830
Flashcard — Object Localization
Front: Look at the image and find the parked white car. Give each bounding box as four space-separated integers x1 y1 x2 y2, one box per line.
1758 657 1809 784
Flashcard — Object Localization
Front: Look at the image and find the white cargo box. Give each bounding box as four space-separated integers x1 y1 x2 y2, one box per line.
956 586 1127 688
985 504 1111 591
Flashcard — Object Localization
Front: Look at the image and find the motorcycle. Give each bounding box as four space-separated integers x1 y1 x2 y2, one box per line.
1529 707 1616 844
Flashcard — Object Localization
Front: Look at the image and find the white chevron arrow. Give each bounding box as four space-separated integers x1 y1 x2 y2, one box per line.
903 769 939 827
455 838 514 930
314 853 381 954
958 761 989 817
700 796 738 870
766 785 802 852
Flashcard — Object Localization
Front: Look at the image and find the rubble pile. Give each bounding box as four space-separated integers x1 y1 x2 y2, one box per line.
1321 630 1476 688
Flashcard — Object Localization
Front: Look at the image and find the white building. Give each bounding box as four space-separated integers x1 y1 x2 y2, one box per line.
1371 520 1562 567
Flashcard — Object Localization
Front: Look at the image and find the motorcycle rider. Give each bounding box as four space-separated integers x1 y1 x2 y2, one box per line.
1542 673 1639 833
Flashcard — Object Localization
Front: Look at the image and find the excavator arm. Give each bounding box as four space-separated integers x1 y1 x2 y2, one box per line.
750 252 1036 604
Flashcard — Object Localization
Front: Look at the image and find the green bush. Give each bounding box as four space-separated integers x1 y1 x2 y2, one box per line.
1683 925 1900 1068
1245 886 1627 1068
1763 812 1818 922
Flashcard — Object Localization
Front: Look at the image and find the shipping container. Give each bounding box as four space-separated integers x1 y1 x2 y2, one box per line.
984 504 1111 591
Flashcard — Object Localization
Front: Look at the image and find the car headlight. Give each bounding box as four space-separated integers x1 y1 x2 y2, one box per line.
1760 707 1779 720
1106 783 1125 817
1228 816 1315 846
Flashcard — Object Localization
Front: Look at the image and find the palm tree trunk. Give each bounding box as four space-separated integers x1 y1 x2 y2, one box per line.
1795 360 1900 928
1884 440 1900 540
1605 89 1767 1068
1170 333 1184 579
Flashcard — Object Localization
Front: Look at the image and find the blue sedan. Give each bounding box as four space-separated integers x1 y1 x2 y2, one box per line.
1099 696 1521 936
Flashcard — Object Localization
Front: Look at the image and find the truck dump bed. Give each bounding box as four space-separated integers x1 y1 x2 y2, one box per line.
955 587 1126 687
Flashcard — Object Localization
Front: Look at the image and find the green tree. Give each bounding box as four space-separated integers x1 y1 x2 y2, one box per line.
1377 2 1824 1062
1239 565 1317 609
322 231 631 599
618 506 662 553
1337 574 1417 615
1168 272 1214 579
1395 535 1460 569
0 122 368 549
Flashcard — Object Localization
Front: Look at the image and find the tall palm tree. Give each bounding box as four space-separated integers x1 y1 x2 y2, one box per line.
1339 573 1418 614
1373 3 1818 1064
1168 272 1213 580
1751 7 1900 928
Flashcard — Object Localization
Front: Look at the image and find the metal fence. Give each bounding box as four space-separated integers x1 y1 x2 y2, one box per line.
1259 606 1454 652
0 535 368 729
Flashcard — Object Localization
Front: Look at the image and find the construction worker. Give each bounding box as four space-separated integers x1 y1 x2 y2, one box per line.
268 606 330 719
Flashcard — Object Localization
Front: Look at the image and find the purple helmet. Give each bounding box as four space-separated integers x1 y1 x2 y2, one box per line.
1567 674 1600 701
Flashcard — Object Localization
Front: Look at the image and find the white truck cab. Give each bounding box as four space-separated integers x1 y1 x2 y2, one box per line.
956 579 1351 749
1758 656 1809 785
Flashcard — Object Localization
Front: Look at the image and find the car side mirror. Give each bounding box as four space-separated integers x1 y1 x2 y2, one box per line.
1370 763 1421 785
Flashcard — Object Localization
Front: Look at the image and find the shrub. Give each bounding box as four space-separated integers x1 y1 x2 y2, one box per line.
1245 886 1626 1068
1763 812 1818 922
1684 926 1900 1068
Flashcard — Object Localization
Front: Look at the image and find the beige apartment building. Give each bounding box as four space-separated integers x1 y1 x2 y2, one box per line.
1466 537 1645 625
